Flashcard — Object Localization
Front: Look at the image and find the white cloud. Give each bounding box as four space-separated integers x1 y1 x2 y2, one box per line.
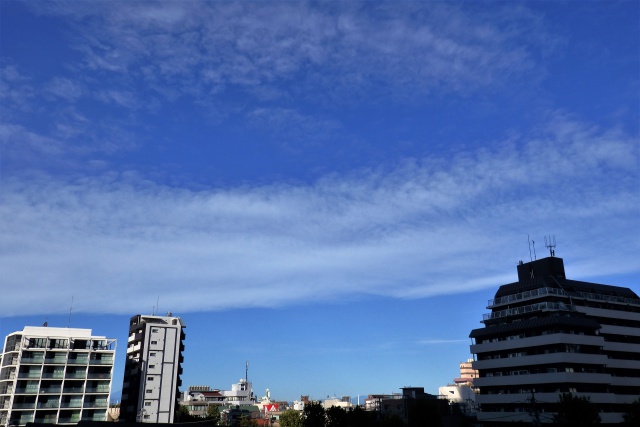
1 117 637 317
35 1 550 101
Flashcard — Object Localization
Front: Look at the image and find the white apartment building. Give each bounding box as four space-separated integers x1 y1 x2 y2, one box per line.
470 255 640 424
120 314 185 423
0 326 115 427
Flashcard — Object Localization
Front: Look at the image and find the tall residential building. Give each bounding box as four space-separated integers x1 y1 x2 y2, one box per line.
0 326 116 427
470 255 640 424
120 314 185 423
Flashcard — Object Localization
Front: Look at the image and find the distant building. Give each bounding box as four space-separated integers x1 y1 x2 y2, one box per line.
0 326 116 427
321 396 352 410
120 314 185 423
470 255 640 424
438 358 477 416
365 387 445 424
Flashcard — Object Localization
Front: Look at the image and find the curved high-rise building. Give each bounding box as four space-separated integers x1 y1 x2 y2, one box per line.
470 256 640 424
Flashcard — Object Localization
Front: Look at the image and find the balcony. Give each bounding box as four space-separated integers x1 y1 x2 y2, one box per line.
473 352 609 370
85 387 110 394
57 416 82 424
67 358 89 365
488 287 568 308
471 333 605 354
83 401 108 408
11 403 36 410
41 372 64 379
62 388 84 394
17 372 41 379
87 373 110 380
39 387 62 394
20 357 44 364
483 301 574 322
65 373 86 379
60 401 82 408
473 371 613 387
44 357 67 365
14 388 38 394
37 402 60 409
89 359 113 365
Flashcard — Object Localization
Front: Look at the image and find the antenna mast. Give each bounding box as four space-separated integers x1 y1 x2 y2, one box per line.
527 234 533 262
67 296 73 328
545 235 556 257
245 361 249 383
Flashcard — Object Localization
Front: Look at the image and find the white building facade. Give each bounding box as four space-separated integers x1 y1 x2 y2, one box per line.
470 255 640 424
120 314 185 423
0 326 115 426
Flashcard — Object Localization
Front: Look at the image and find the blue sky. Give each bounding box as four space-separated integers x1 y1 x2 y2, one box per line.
0 0 638 403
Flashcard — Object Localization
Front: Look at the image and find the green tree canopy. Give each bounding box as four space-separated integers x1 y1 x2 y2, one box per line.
303 402 326 427
554 393 601 426
326 406 348 427
279 409 303 427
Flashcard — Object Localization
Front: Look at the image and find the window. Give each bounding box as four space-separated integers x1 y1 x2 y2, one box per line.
152 328 159 333
151 341 157 345
149 365 155 369
146 389 152 394
148 377 154 381
145 402 151 406
149 353 156 357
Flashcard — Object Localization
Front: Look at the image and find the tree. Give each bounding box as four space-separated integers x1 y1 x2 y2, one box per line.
279 409 303 427
205 404 220 425
622 398 640 426
554 393 601 426
238 414 256 427
325 406 347 427
303 401 326 427
407 399 442 427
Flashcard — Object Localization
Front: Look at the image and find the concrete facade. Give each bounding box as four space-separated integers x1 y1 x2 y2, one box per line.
120 314 185 423
0 327 115 426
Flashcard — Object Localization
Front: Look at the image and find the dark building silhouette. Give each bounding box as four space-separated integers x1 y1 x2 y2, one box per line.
470 255 640 424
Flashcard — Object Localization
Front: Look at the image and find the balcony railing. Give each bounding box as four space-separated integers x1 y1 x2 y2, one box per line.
18 372 41 379
42 372 64 379
11 403 36 409
83 401 108 408
58 417 82 424
87 373 111 379
62 388 84 394
89 359 113 365
37 402 60 409
39 388 62 394
483 301 574 321
13 388 38 394
60 401 83 408
68 358 89 365
19 357 44 364
85 387 110 393
578 291 640 306
488 287 568 307
65 373 86 379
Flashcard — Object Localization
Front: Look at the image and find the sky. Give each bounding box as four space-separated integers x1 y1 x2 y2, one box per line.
0 0 639 403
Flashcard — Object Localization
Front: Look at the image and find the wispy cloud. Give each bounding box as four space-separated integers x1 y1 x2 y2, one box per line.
1 116 637 317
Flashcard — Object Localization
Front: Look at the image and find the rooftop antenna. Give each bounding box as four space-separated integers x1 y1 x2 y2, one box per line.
67 296 73 328
527 234 533 262
152 296 159 316
245 361 249 384
545 235 556 257
532 240 537 260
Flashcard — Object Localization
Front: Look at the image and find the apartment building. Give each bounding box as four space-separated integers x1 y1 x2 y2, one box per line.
120 314 185 423
470 255 640 424
0 326 115 426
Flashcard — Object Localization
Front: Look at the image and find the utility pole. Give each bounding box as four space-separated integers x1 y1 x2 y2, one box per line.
528 391 541 426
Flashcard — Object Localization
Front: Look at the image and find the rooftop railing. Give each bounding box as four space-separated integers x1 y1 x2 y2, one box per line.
488 287 568 307
483 301 574 321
